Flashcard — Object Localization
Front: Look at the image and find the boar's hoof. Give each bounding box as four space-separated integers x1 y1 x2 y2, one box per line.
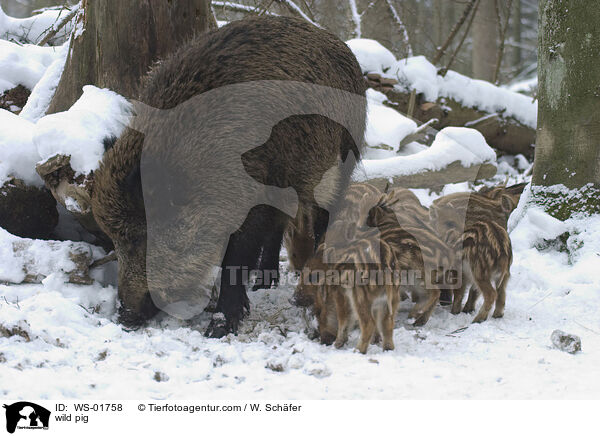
205 312 240 338
439 290 452 306
252 276 279 292
412 314 429 327
117 294 159 328
320 332 336 346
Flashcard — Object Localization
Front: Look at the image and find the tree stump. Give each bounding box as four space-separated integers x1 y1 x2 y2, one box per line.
47 0 217 114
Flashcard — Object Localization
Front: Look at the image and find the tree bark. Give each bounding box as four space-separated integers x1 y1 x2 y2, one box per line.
533 0 600 190
472 0 498 81
47 0 217 114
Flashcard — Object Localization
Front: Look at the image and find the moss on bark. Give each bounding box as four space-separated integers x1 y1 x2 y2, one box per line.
530 183 600 221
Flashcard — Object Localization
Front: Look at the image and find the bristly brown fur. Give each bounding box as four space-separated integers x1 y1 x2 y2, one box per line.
313 223 400 353
429 186 515 323
92 16 367 332
450 220 513 323
284 183 381 272
367 202 457 326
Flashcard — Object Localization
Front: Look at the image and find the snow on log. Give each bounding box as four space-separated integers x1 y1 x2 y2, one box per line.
0 227 105 285
379 79 536 158
354 127 497 189
347 39 537 157
0 109 41 186
32 86 131 245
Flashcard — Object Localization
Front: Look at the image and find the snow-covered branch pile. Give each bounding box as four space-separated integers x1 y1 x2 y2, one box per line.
347 38 537 157
0 5 76 45
355 126 497 189
0 227 105 285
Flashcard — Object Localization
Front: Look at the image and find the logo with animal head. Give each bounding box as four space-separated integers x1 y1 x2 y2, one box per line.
3 402 50 433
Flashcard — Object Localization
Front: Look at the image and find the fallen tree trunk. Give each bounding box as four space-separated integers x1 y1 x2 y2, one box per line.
0 178 58 239
367 73 536 158
359 160 497 190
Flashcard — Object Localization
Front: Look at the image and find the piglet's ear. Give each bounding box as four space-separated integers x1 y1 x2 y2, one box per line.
429 206 438 222
500 194 515 214
322 247 335 264
357 193 376 226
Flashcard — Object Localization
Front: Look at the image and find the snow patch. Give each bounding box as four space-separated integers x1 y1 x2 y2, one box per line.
19 41 69 122
0 39 63 93
355 127 496 181
34 86 132 175
346 38 396 74
0 109 41 186
0 227 104 284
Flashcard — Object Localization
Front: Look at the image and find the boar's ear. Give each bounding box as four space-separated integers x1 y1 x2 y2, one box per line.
129 100 164 134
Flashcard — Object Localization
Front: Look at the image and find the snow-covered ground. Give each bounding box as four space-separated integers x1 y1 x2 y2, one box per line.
1 19 597 400
1 202 599 399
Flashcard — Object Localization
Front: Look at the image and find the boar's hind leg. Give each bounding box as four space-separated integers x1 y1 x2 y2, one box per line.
206 206 288 338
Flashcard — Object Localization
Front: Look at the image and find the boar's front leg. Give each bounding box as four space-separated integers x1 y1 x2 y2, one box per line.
205 206 287 338
251 225 284 292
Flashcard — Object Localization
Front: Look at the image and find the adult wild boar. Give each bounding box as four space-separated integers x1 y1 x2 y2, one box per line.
92 16 367 336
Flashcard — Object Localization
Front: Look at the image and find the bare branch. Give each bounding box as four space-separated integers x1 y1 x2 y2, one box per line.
432 0 478 65
493 0 513 84
212 1 276 15
385 0 412 56
276 0 320 27
440 0 480 75
37 5 79 46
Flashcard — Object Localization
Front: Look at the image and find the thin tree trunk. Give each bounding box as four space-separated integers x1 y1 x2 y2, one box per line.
433 0 443 48
47 0 216 114
511 0 522 68
442 0 480 75
492 0 513 84
471 0 498 81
